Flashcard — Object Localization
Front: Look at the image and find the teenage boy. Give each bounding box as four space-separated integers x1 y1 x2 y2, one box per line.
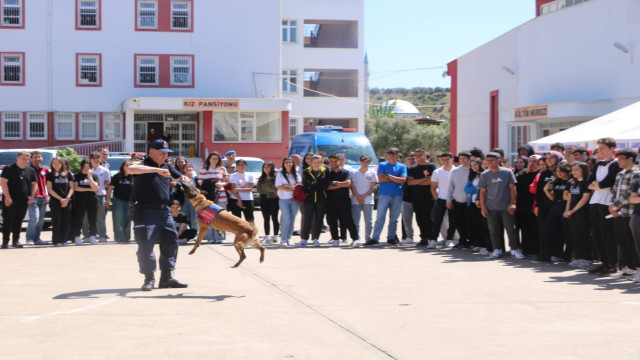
1 151 37 248
401 152 416 244
447 151 471 248
409 149 436 248
608 149 640 278
478 152 521 259
587 137 622 275
369 148 407 246
326 154 359 247
85 152 110 243
26 151 50 245
350 155 378 247
430 152 456 248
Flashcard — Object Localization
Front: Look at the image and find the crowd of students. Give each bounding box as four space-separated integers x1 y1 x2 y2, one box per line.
6 138 640 283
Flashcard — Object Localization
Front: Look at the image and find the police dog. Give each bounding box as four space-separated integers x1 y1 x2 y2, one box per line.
177 182 264 268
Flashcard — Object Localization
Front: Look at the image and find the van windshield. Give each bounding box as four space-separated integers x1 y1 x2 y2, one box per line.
317 145 378 167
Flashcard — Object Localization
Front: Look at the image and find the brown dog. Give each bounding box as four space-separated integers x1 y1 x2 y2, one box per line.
178 182 264 268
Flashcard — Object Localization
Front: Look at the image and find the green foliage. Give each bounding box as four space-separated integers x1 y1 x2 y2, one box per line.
369 86 451 121
368 100 396 120
365 118 449 158
57 147 83 173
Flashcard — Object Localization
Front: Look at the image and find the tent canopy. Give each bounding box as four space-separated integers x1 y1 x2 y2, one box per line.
529 101 640 152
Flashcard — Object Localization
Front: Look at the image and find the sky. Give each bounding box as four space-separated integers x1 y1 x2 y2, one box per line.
365 0 535 90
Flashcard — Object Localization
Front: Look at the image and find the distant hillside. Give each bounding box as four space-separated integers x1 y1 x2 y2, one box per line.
369 87 451 120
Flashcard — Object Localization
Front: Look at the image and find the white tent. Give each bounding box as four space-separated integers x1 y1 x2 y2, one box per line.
529 101 640 152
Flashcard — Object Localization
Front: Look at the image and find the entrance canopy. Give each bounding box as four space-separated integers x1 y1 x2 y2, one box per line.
530 101 640 152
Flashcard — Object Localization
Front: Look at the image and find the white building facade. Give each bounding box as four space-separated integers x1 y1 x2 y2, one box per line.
281 0 366 133
447 0 640 158
0 0 365 163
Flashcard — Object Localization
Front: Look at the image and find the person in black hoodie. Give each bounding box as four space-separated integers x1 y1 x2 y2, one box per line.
296 154 330 248
517 144 535 159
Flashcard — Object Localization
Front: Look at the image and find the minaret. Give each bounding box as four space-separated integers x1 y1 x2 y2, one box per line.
364 52 370 117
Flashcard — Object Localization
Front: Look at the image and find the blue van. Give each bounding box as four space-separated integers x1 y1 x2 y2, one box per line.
288 127 378 169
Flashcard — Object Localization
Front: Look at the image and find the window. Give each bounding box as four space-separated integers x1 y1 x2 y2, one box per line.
2 112 21 139
1 53 23 85
1 0 22 27
137 56 158 85
213 111 281 142
77 54 101 86
303 69 358 97
55 113 75 140
78 0 99 29
170 56 192 86
282 20 297 43
27 113 46 140
171 0 190 29
137 0 157 29
282 69 297 93
103 113 122 139
79 113 98 140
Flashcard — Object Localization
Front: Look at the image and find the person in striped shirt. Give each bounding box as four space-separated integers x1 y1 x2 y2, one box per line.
198 151 228 243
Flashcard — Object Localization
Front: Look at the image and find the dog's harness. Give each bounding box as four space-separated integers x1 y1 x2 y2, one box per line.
197 202 224 225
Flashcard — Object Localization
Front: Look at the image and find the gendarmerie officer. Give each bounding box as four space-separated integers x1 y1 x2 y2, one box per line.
128 139 189 291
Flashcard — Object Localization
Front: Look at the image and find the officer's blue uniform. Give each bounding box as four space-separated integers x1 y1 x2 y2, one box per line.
132 156 183 277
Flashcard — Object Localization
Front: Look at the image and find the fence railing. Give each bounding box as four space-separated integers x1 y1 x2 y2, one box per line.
42 140 124 156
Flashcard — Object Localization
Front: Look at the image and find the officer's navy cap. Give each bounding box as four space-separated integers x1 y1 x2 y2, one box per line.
150 140 173 153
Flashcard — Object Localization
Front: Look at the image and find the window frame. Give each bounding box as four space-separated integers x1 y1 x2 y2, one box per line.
26 112 47 140
213 111 282 143
55 113 76 140
1 0 24 29
282 68 298 93
103 113 122 140
76 0 101 30
76 53 102 87
170 0 191 30
0 52 24 86
1 112 22 140
136 0 158 30
282 19 298 44
79 112 99 140
169 55 193 86
135 55 159 86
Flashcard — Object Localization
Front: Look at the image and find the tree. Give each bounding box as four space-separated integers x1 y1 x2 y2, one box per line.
57 147 83 173
365 118 449 158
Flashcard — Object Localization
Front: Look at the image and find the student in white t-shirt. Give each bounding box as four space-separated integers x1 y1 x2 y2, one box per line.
430 152 456 246
229 159 255 222
350 155 378 247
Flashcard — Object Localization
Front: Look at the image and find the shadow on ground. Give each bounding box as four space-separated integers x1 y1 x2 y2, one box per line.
54 288 245 302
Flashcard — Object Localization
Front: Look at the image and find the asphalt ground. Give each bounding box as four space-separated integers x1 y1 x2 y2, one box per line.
2 211 640 359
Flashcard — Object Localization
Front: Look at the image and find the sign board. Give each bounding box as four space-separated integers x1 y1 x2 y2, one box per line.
182 98 239 110
514 105 548 121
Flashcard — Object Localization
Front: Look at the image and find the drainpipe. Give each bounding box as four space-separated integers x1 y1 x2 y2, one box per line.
47 0 53 145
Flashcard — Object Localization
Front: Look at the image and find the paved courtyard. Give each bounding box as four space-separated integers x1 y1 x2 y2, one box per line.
2 212 640 359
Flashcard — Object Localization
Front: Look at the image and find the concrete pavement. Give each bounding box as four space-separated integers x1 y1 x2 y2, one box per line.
2 213 640 359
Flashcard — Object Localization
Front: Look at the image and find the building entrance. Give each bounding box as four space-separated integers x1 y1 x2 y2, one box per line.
134 113 198 156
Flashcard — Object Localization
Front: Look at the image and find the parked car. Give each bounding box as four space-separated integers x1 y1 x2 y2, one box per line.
0 149 58 230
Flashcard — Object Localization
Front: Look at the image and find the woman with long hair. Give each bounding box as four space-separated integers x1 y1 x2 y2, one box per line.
72 159 99 245
257 162 279 243
564 162 593 269
178 162 198 243
46 157 74 246
276 157 301 246
198 152 228 243
174 156 188 174
106 160 133 243
536 160 572 263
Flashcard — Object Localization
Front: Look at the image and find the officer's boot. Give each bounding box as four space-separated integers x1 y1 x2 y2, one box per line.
158 270 188 289
141 274 155 292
